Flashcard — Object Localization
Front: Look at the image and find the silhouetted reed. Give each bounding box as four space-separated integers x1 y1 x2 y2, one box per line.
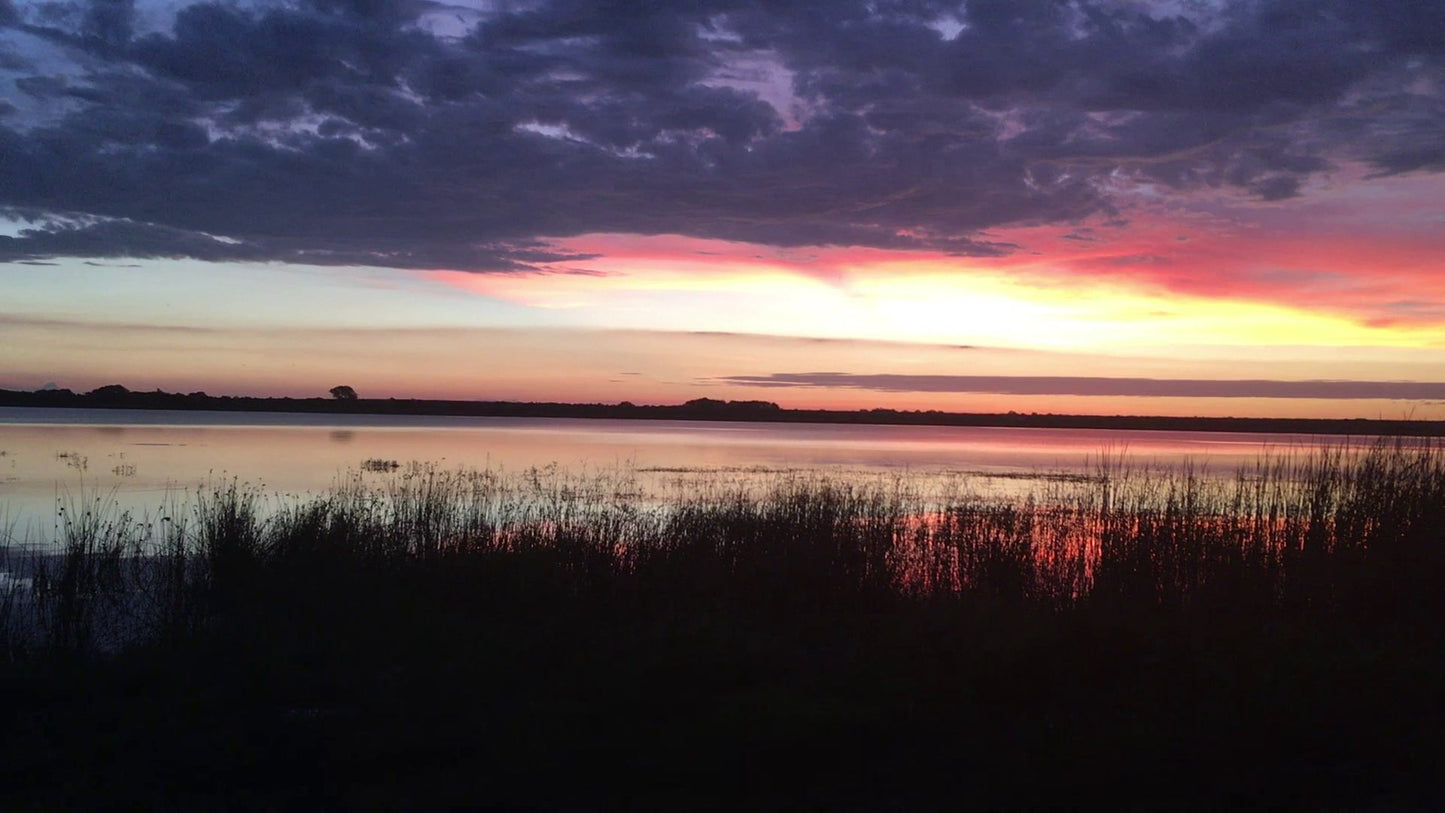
5 437 1440 658
4 439 1444 808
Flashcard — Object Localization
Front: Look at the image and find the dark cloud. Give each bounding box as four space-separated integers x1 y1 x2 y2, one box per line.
720 373 1445 401
14 75 69 98
81 0 133 55
0 215 268 263
0 209 601 270
0 0 1440 270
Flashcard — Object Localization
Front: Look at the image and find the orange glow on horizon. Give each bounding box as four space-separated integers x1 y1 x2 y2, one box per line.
429 223 1440 353
414 168 1445 355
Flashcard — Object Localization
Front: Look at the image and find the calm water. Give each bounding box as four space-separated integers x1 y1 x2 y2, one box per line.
0 406 1370 544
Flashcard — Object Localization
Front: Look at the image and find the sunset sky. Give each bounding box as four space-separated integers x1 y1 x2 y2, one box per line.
1 0 1442 418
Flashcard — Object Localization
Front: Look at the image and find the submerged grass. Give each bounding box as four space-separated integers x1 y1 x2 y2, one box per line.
3 440 1444 806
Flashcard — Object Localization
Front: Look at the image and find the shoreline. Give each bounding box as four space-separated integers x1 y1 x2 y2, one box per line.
3 387 1443 437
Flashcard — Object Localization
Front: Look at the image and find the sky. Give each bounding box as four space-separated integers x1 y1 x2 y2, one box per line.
1 0 1443 418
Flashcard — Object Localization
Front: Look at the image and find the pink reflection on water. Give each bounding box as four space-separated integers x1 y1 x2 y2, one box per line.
0 407 1407 546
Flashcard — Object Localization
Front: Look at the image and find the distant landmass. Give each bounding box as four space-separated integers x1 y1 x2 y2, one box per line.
2 384 1442 436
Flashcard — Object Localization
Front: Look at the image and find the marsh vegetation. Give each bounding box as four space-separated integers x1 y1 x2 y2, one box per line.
2 440 1443 806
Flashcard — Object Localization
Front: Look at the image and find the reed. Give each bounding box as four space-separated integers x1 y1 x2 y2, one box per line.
4 439 1443 807
6 438 1443 656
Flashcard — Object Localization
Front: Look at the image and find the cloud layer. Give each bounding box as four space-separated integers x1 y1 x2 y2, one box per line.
1 0 1442 271
721 373 1445 400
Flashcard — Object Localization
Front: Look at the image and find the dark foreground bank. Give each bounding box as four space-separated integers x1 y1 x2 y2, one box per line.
3 442 1444 808
6 383 1445 436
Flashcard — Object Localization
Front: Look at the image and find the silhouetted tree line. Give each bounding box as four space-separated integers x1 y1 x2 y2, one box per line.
1 383 1441 436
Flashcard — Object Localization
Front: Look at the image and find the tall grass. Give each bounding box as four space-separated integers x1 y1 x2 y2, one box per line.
6 439 1443 657
5 440 1444 808
0 541 24 664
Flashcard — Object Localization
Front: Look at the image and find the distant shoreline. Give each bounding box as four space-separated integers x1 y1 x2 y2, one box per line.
4 385 1442 437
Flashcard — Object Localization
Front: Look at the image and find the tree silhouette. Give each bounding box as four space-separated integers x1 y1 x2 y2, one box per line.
89 384 131 399
329 385 359 400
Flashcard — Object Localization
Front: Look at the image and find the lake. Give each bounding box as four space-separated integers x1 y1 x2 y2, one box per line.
0 406 1378 544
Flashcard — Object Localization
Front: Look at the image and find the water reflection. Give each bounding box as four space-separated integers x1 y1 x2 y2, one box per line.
0 406 1403 544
